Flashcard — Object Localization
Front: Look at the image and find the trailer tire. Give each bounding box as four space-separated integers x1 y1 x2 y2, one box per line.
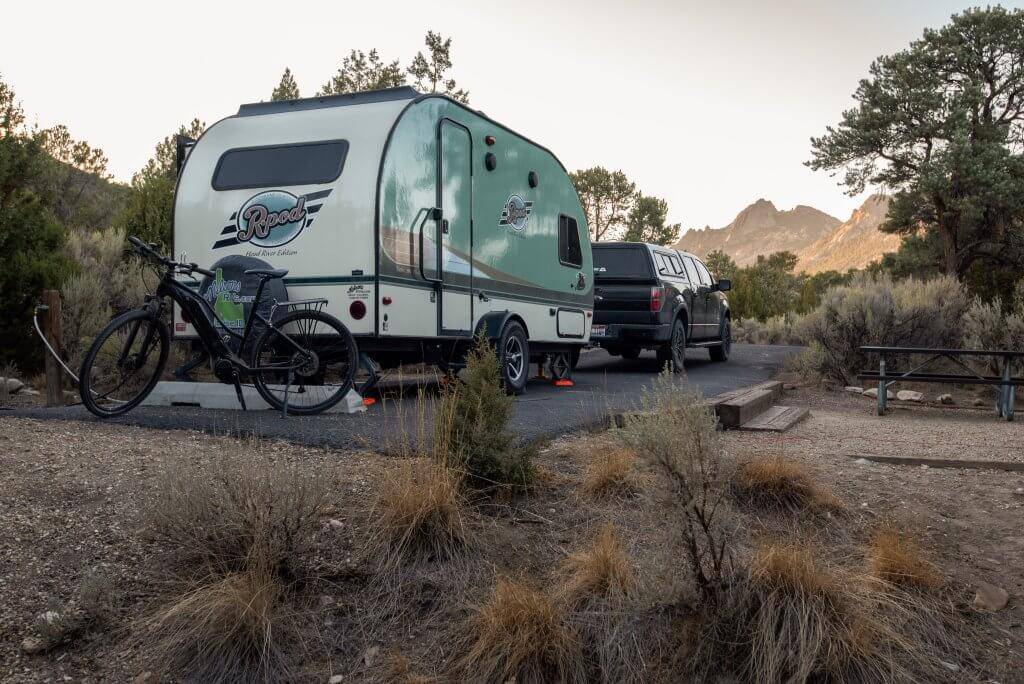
497 321 529 395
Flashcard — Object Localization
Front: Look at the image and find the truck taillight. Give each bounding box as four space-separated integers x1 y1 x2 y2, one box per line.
650 286 664 312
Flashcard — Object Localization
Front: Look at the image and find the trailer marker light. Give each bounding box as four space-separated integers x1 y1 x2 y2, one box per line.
485 135 496 146
382 296 392 305
349 300 367 319
362 397 376 406
553 379 574 387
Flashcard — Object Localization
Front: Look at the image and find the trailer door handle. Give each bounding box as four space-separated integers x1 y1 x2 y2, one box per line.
441 219 450 234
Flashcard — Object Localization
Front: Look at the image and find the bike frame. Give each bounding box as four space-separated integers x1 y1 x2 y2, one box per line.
132 268 311 376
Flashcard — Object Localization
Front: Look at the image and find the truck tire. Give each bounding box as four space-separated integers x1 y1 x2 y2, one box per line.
497 321 529 394
656 318 686 373
709 316 731 362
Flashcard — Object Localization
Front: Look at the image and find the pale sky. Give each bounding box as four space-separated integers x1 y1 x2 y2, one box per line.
2 0 1014 231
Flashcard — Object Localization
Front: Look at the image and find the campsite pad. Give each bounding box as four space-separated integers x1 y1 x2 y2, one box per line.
13 344 798 449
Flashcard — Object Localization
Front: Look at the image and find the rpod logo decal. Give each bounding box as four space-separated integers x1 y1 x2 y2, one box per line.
212 189 332 250
498 194 533 233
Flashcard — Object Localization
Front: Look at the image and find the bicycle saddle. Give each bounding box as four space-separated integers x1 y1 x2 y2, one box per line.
244 268 289 279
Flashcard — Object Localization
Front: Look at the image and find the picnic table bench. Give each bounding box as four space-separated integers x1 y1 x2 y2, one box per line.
858 346 1023 421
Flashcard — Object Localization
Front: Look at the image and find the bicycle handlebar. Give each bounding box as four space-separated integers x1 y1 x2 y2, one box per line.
127 236 215 279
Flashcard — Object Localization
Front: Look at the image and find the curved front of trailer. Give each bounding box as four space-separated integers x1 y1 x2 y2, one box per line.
376 96 594 349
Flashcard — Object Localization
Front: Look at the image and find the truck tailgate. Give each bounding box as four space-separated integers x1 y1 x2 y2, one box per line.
594 280 656 325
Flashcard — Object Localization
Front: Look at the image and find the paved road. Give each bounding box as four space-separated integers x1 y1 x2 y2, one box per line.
12 344 799 450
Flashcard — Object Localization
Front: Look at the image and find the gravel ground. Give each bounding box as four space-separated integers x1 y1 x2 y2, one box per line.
728 383 1024 679
1 379 1021 681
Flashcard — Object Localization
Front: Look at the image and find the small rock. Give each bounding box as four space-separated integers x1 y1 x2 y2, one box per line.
1 377 24 394
844 386 864 394
973 583 1009 612
939 660 959 672
972 397 987 407
937 393 954 405
329 675 344 684
21 388 40 396
328 519 344 529
862 388 894 399
783 383 797 390
854 458 871 465
363 645 380 667
20 636 46 654
896 390 923 402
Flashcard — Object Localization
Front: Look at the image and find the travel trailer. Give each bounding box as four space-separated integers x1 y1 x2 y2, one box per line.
172 86 594 393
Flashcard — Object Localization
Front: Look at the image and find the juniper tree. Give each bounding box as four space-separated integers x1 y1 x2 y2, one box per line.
809 6 1024 285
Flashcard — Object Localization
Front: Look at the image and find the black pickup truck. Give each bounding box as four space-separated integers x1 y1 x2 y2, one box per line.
589 242 731 370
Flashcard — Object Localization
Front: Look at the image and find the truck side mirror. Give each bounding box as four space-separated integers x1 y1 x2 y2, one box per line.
716 279 732 292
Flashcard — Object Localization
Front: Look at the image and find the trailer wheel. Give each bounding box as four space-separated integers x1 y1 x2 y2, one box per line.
497 321 529 395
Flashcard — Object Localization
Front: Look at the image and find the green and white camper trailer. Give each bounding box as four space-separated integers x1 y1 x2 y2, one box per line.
173 86 593 391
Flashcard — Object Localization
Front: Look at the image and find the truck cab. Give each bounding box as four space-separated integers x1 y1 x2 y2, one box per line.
589 242 731 369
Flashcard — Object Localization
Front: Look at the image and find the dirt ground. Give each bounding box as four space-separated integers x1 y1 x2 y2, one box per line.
0 379 1021 682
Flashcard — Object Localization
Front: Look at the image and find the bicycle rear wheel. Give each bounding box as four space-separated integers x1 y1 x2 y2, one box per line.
79 309 169 418
250 310 357 415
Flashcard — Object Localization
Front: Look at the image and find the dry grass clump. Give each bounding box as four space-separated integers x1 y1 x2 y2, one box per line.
456 577 584 683
370 458 467 565
558 523 634 604
581 448 639 499
867 525 942 590
138 451 329 682
732 455 844 512
692 540 960 683
141 559 305 683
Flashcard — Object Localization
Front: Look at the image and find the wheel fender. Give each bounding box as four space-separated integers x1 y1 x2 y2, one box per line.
474 310 528 340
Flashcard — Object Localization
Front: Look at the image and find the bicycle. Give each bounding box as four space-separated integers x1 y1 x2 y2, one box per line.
78 236 357 418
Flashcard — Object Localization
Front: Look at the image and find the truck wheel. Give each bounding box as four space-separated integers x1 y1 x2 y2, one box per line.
656 318 686 373
497 321 529 394
620 347 641 360
709 317 731 362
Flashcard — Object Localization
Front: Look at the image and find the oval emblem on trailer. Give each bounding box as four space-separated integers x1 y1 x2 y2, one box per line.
498 194 533 233
236 190 308 248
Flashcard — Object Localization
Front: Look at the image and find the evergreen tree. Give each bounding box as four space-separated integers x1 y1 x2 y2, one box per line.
114 119 206 248
270 68 300 101
622 194 680 245
569 167 636 241
318 50 405 95
408 31 469 103
0 77 73 370
809 6 1024 289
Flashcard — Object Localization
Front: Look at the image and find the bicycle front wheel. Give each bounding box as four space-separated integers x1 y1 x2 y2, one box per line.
79 309 169 418
250 310 358 415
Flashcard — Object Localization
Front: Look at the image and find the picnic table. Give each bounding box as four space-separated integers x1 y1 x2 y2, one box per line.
858 346 1023 421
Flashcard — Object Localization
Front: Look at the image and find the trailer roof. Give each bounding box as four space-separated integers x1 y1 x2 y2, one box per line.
237 86 419 117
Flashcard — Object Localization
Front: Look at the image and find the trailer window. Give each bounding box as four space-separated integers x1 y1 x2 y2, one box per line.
212 140 349 190
558 216 583 268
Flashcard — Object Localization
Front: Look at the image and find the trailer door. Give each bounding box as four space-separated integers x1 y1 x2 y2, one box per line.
438 119 473 335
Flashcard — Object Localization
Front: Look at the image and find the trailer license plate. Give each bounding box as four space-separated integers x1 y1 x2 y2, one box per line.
591 325 607 337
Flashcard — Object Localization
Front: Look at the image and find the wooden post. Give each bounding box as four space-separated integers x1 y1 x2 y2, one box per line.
41 290 64 407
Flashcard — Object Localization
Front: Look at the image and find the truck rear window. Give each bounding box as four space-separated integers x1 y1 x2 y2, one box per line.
212 140 348 190
593 246 653 279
